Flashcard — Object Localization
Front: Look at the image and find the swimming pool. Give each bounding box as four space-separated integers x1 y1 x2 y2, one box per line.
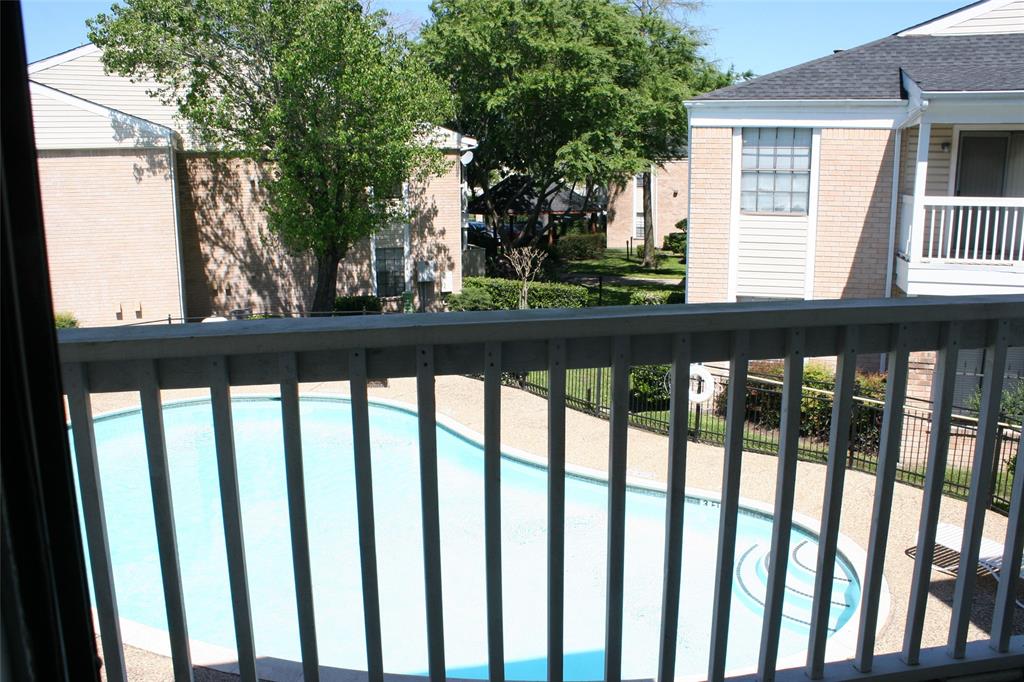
77 395 867 680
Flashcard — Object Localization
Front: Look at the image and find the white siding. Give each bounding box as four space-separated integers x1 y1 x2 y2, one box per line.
30 49 187 142
735 215 808 299
31 86 170 150
927 1 1024 35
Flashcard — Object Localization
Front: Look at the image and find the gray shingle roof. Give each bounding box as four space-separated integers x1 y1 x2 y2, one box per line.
694 33 1024 101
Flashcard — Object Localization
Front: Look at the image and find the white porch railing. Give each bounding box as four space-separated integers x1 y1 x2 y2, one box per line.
900 195 1024 264
58 297 1024 682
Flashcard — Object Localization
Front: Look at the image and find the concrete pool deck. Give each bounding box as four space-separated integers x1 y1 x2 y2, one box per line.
89 375 1022 681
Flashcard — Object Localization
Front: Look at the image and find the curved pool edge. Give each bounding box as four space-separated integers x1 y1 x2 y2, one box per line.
87 393 888 681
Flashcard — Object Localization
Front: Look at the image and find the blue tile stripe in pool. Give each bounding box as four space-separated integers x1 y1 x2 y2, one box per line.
72 396 862 680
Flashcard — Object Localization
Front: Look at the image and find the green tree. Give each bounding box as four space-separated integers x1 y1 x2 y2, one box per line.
420 0 734 250
622 0 735 268
89 0 452 312
420 0 647 239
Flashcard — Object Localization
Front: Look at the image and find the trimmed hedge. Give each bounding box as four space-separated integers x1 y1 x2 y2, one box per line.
54 311 79 329
628 289 685 305
447 286 495 311
461 277 588 310
662 232 686 254
334 295 382 313
555 233 606 261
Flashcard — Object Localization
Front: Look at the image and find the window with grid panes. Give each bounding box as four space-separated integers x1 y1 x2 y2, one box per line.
740 128 812 215
374 223 406 297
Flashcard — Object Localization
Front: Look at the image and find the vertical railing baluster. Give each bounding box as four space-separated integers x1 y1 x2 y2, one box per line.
708 331 750 682
349 349 384 682
548 339 567 682
206 356 258 682
968 206 975 259
955 206 965 260
927 207 935 258
138 360 193 682
65 363 128 682
483 342 505 682
946 207 955 260
999 208 1008 261
991 434 1024 653
758 329 805 681
657 334 691 682
278 352 320 682
605 335 631 682
854 325 910 673
948 320 1009 659
978 205 987 259
902 323 960 664
416 345 446 681
807 328 857 680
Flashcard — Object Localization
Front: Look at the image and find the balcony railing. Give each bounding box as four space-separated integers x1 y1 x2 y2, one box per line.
58 296 1024 682
899 195 1024 265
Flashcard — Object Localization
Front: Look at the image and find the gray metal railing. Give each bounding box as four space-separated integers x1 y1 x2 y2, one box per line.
58 295 1024 682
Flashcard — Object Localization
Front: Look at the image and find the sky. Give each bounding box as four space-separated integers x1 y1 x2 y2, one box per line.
22 0 968 76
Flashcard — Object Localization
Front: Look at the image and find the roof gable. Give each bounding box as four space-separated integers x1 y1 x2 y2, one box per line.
899 0 1024 36
30 82 173 150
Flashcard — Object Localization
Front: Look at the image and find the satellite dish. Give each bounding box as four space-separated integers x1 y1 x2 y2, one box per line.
459 150 474 166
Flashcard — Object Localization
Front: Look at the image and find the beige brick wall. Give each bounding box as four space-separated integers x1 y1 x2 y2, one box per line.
178 152 463 316
606 160 689 250
686 127 733 303
38 148 184 327
409 154 463 310
812 128 896 300
606 177 635 249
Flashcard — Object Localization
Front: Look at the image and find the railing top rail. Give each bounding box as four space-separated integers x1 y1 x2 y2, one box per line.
58 295 1024 366
921 196 1024 207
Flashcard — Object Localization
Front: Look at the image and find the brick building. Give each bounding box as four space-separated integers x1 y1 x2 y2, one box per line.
684 0 1024 408
29 45 474 327
605 160 689 250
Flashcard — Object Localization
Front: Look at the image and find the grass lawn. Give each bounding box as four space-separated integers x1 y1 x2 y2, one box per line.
590 279 684 306
560 248 685 281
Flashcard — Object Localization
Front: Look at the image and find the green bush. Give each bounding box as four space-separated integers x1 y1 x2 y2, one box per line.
333 295 382 313
555 233 606 261
461 277 588 310
630 364 671 408
54 312 79 329
628 289 685 305
965 379 1024 425
662 232 686 254
712 360 887 451
447 287 495 311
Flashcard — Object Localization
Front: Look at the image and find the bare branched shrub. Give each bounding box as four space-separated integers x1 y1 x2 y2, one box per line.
505 246 548 309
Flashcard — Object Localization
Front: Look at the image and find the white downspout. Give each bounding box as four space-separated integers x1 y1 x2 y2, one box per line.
884 127 902 300
684 117 692 304
167 138 187 322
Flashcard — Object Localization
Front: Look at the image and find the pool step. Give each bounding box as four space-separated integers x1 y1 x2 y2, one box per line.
735 540 857 632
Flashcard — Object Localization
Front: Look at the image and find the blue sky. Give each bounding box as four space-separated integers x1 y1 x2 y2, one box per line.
23 0 967 76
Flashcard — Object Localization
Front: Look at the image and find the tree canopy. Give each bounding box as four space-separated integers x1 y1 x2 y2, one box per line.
89 0 452 311
419 0 734 238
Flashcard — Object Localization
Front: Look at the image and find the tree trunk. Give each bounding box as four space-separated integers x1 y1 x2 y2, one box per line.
642 170 656 268
311 247 343 314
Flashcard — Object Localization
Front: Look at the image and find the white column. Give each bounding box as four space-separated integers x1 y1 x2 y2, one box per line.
909 122 931 263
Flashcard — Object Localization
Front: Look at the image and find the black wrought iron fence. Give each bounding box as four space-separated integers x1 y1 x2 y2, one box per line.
500 366 1019 514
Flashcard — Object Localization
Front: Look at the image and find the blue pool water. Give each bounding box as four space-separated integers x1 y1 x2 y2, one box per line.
77 396 861 679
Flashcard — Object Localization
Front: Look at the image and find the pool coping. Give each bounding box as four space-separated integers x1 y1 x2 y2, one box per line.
85 393 887 681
